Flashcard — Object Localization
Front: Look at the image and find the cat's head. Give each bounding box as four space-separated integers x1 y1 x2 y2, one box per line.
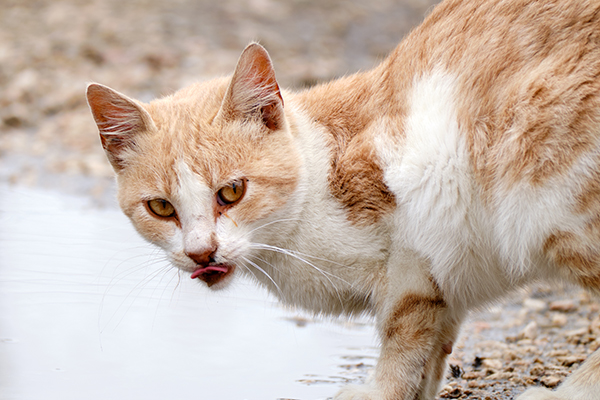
86 43 301 289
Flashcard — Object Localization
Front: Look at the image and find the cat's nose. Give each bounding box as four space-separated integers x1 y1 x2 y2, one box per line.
185 247 217 267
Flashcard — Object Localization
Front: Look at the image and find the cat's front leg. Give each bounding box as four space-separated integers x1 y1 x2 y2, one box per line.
418 312 463 399
335 292 447 400
335 250 450 400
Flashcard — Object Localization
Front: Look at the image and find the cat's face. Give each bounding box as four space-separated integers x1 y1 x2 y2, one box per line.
87 44 300 288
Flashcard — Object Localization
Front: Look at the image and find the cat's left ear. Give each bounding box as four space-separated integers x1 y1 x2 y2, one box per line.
218 43 284 130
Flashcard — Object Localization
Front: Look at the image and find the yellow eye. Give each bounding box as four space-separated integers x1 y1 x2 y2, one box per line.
217 179 246 206
147 199 176 218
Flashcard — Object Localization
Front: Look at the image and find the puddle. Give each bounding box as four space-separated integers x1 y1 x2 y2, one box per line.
0 185 378 400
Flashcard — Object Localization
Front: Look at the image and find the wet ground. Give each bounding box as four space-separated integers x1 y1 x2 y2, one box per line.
1 1 599 399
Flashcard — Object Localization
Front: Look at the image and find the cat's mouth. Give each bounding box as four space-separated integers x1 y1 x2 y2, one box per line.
190 264 234 287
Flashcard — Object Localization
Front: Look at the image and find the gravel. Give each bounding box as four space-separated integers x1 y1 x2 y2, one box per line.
1 1 598 399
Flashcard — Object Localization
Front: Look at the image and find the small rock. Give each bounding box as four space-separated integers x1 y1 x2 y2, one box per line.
541 375 562 388
551 313 568 327
523 298 546 311
462 371 484 380
521 321 538 340
565 327 589 338
467 380 489 389
449 364 463 378
557 355 586 367
529 366 544 376
481 359 503 370
549 300 577 312
485 371 516 380
446 387 462 398
503 350 519 361
547 350 570 357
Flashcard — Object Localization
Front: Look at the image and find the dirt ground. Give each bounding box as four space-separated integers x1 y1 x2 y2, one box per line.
1 1 599 399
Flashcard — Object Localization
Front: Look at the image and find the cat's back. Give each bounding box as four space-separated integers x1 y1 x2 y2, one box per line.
392 0 600 185
369 0 600 300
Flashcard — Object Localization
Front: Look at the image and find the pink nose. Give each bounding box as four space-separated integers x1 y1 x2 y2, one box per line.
185 247 216 267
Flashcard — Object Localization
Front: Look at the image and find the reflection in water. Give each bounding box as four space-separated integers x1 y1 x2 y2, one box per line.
0 185 376 400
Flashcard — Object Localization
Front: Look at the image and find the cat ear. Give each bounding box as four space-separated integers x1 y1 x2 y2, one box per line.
86 83 155 171
218 43 284 130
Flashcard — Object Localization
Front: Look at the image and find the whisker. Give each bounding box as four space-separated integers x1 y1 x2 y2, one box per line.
100 257 172 333
237 261 264 288
244 218 302 236
250 243 352 285
151 267 183 328
241 256 285 299
248 243 348 312
252 241 354 270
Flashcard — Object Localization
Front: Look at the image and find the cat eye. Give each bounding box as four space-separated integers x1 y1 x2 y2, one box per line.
147 199 177 218
216 178 246 206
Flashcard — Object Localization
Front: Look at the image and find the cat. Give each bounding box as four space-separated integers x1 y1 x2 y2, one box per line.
86 0 600 398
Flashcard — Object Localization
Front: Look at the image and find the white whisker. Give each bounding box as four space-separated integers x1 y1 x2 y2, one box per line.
248 243 348 312
244 218 302 236
250 243 352 286
99 255 172 333
240 256 285 299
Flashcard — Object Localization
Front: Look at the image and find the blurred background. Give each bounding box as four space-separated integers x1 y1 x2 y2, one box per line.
0 0 439 203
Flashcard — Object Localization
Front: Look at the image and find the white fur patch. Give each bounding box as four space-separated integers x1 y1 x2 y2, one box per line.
175 161 216 252
377 70 600 309
172 160 250 279
377 71 507 308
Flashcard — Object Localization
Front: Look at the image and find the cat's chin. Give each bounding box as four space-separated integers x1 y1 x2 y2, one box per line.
190 264 235 288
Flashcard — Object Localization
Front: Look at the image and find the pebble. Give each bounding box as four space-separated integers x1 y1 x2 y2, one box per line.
540 376 562 388
521 321 538 340
481 359 503 370
548 300 578 312
565 327 589 338
551 313 568 327
523 298 546 312
557 355 586 366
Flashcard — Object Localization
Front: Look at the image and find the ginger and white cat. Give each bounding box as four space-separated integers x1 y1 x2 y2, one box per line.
86 0 600 398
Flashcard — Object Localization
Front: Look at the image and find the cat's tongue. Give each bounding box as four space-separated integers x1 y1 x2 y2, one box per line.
191 265 230 286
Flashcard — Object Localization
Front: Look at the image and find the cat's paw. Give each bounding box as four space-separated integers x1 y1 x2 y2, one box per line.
333 383 384 400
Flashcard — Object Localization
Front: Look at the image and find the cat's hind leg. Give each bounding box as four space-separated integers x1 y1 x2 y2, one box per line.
534 214 600 399
517 349 600 400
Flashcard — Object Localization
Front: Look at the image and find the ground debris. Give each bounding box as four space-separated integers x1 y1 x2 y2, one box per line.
444 286 599 399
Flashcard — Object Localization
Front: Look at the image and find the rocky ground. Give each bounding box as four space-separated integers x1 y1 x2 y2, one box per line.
1 1 599 399
439 286 600 399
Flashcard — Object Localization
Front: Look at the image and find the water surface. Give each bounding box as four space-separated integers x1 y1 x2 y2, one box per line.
0 185 377 400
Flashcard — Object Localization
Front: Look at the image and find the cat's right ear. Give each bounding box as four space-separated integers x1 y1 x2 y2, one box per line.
86 83 155 171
